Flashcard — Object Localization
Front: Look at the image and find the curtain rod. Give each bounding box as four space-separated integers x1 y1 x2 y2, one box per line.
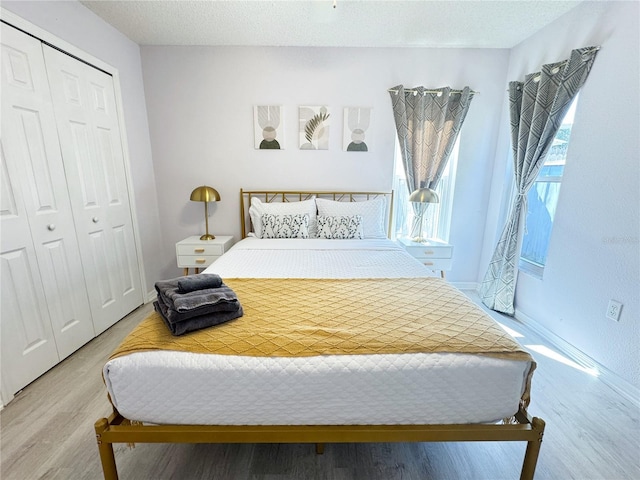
387 88 478 95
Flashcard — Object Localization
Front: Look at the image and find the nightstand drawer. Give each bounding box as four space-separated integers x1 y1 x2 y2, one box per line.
397 237 453 278
177 255 220 268
417 258 453 270
175 236 234 274
176 243 224 256
403 245 453 259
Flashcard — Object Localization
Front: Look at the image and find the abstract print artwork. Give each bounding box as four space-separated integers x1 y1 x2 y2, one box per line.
254 105 284 149
343 107 371 152
299 106 330 150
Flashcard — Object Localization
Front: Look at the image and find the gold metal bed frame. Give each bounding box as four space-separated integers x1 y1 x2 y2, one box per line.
239 189 395 239
94 189 545 480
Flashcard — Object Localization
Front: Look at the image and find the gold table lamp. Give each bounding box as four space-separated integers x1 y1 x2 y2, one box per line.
190 186 220 240
409 187 439 243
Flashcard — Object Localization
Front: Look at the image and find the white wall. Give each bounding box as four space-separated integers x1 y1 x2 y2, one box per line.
2 0 163 296
141 45 509 281
481 1 640 391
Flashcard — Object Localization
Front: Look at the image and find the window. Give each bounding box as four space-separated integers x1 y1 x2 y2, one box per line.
392 139 459 242
520 96 578 276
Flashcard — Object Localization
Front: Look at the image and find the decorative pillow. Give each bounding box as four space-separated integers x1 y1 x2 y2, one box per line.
249 197 317 238
315 196 387 239
260 213 310 239
317 215 364 239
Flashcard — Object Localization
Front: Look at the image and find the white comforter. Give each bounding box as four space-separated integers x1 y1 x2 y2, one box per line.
204 238 436 278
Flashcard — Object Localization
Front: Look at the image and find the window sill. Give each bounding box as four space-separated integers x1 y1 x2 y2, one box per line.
519 259 544 280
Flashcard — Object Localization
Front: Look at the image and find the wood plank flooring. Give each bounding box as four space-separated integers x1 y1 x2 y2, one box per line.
1 293 639 479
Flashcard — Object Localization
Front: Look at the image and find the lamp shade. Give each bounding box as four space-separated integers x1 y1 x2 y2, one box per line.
190 186 220 202
409 187 439 204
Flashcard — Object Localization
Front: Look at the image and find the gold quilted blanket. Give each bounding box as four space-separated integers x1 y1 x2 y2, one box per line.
112 278 533 363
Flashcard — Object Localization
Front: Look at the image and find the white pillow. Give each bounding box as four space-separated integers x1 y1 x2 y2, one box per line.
315 197 387 239
317 215 363 239
249 197 317 238
260 213 310 239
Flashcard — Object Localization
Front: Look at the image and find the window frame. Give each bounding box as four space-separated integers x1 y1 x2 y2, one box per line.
518 96 579 278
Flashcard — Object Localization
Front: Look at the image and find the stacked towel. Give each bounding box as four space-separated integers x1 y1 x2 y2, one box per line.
177 274 223 293
154 274 243 336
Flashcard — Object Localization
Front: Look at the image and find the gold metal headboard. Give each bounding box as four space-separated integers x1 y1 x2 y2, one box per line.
240 189 394 239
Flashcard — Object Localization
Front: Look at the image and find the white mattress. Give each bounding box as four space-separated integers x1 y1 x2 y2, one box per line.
104 238 531 425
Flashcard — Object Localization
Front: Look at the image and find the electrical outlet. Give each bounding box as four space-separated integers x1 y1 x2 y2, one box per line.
606 300 623 322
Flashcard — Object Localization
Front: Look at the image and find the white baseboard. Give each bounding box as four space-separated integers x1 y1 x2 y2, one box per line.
146 290 156 304
515 308 640 408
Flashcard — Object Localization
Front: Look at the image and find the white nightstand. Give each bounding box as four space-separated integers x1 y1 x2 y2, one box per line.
176 235 234 275
397 237 453 279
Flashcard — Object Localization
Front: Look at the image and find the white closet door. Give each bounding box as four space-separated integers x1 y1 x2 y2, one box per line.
0 146 59 396
1 25 96 362
1 25 62 396
43 46 143 334
1 23 96 360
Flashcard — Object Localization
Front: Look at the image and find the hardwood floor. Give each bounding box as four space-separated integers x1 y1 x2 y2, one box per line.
1 294 638 480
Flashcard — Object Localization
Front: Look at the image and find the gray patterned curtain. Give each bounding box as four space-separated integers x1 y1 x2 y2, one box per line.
389 86 474 195
479 46 599 315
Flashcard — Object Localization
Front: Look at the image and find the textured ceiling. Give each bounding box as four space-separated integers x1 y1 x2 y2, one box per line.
79 0 584 48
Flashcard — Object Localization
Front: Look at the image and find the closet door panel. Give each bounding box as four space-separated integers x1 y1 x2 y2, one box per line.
37 234 95 359
113 224 138 296
88 229 118 311
1 24 97 395
43 46 143 333
12 107 97 355
1 144 59 396
1 24 95 361
0 246 60 394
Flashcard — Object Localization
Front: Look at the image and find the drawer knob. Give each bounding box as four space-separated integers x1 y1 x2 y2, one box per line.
47 224 56 231
92 217 99 223
194 248 205 253
195 259 206 264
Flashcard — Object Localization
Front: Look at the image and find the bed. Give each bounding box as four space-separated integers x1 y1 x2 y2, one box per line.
95 190 545 480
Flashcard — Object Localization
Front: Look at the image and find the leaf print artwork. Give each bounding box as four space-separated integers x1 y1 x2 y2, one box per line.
299 106 331 150
305 111 330 143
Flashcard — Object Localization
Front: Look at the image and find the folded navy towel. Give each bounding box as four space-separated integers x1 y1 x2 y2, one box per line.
156 291 241 324
177 274 223 293
155 278 239 312
154 301 243 336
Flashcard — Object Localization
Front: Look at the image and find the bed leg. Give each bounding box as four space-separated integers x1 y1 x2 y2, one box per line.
95 418 119 480
520 417 545 480
315 443 325 455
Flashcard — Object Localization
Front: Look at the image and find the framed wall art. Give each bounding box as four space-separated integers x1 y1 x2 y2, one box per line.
343 107 371 152
299 105 330 150
254 105 284 149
